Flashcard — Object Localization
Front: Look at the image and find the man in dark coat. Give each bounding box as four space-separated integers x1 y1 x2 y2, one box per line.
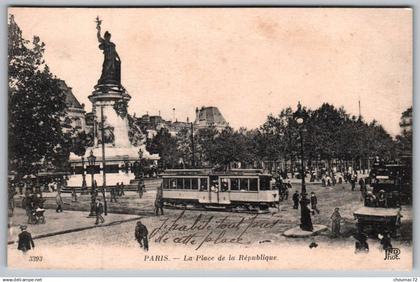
17 225 34 253
110 186 117 203
120 182 125 196
135 220 149 251
310 192 320 214
95 198 105 225
137 177 145 199
154 189 164 216
292 191 300 209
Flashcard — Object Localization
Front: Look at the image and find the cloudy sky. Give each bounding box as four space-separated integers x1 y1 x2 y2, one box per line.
10 8 412 136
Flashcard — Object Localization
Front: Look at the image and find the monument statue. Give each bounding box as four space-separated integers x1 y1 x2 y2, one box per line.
96 16 121 85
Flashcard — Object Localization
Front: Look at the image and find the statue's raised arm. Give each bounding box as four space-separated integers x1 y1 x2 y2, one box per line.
96 16 103 43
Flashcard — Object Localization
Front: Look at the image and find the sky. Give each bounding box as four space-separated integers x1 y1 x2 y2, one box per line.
9 8 412 136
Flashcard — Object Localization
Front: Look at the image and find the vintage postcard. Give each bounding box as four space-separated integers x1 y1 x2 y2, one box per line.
7 7 412 270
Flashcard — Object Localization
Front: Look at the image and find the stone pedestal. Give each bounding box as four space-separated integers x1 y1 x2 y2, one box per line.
283 224 328 238
67 84 159 188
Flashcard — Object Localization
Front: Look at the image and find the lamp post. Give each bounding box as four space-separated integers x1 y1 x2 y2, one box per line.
81 156 87 192
293 102 307 195
87 150 96 216
191 121 195 168
87 150 97 192
100 105 108 216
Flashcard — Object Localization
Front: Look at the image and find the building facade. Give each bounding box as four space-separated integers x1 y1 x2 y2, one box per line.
58 80 86 133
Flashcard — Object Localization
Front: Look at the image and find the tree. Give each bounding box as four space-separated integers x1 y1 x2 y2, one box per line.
8 15 67 179
194 126 218 167
146 128 180 169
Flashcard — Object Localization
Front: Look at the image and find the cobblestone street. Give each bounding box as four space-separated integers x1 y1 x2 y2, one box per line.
8 180 412 270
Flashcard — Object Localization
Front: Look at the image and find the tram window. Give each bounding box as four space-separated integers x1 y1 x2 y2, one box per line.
170 179 177 189
231 178 239 191
249 178 258 191
260 176 270 191
163 179 170 190
177 178 184 189
200 178 208 191
210 176 219 187
240 179 249 191
192 178 198 190
221 178 229 192
184 178 192 189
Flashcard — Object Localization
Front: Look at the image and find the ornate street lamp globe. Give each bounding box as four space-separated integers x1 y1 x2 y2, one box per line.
296 117 304 124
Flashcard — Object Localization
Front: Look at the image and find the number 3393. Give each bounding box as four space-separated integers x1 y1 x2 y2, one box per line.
29 256 43 262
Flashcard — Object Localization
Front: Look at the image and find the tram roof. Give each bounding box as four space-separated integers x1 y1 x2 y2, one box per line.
161 168 271 177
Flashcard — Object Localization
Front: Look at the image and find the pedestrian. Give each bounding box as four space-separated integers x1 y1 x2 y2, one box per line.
276 176 284 202
135 220 149 251
110 186 117 203
120 182 125 196
137 178 145 199
310 172 315 182
359 177 366 191
71 189 78 202
310 192 320 214
300 195 313 231
95 198 105 225
330 207 342 237
350 177 356 191
292 191 299 209
283 185 289 200
8 187 17 216
17 225 35 254
354 232 369 253
326 175 331 187
154 189 164 216
55 191 64 213
116 182 120 196
89 192 96 216
378 232 392 251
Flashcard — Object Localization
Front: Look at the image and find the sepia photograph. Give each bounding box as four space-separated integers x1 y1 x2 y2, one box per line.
7 7 412 270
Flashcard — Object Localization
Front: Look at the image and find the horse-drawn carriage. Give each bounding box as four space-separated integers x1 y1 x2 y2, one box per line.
353 160 410 236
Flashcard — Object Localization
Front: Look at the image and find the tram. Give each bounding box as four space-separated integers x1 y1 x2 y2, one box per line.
161 169 278 212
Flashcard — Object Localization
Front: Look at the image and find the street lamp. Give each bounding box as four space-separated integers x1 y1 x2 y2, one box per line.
87 150 96 216
293 102 307 195
87 150 97 190
190 121 195 168
81 156 87 192
293 102 314 232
